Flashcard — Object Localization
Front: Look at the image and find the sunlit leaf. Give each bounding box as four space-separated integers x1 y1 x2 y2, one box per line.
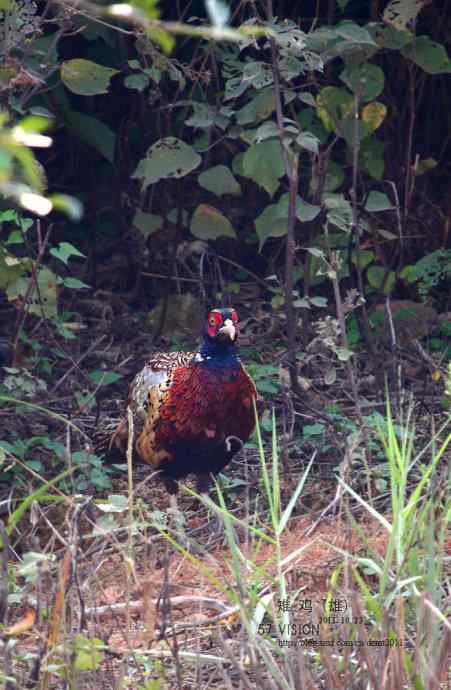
61 59 119 96
384 0 425 31
316 86 354 133
361 101 387 133
132 137 201 189
190 204 236 240
49 194 83 221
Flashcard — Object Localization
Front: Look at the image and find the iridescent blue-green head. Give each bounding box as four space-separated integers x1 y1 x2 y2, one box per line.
199 307 240 363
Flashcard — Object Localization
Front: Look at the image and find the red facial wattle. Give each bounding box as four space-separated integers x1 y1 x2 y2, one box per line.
207 311 223 338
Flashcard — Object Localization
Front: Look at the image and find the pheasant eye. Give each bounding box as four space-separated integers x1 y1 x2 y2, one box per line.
209 315 217 327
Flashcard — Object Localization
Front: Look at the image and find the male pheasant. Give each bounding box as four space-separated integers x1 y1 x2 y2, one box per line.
110 307 257 493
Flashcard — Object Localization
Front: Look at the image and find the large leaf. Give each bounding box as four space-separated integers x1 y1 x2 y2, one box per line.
186 103 216 128
7 266 58 319
402 36 451 74
198 165 241 197
190 204 236 240
61 59 119 96
242 140 285 197
367 266 396 294
383 0 425 31
133 211 163 237
335 23 376 45
316 86 354 133
340 64 385 102
360 138 385 179
255 195 320 250
132 138 201 189
241 61 273 89
365 191 394 212
236 89 275 126
382 25 413 50
255 203 288 250
63 109 116 164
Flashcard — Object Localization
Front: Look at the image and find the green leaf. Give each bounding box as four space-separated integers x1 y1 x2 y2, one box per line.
352 249 375 270
49 195 83 221
133 211 163 237
7 267 58 319
0 210 18 223
402 36 451 74
384 0 426 32
97 494 128 513
255 120 280 142
61 277 90 289
145 27 175 55
361 101 387 134
255 204 289 250
89 370 123 385
335 23 376 45
360 138 385 179
298 92 316 107
241 61 273 89
316 86 354 134
50 242 85 265
324 367 337 385
336 346 353 361
63 109 116 164
190 204 236 240
242 140 284 197
124 73 149 91
296 197 321 222
232 152 245 177
367 265 396 294
132 137 201 189
236 89 275 126
365 191 394 212
310 296 328 307
186 103 216 128
383 25 413 50
296 131 320 154
198 165 241 197
6 231 23 245
255 195 320 250
303 423 325 438
61 59 119 96
340 64 384 102
73 635 104 671
311 160 345 194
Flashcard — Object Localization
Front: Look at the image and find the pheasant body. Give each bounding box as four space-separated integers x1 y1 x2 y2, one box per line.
111 308 257 489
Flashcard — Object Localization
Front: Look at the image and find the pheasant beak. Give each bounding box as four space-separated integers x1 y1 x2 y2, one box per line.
218 318 236 341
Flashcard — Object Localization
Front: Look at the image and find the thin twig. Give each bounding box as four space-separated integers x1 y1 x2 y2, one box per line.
49 335 107 394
